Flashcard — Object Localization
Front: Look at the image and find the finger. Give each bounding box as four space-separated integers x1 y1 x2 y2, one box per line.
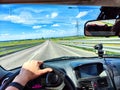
39 68 53 75
37 61 43 65
30 60 43 65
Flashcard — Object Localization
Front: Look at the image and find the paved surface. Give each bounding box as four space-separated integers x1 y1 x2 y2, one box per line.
0 40 96 70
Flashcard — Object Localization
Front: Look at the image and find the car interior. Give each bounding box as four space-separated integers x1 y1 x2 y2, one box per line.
0 0 120 90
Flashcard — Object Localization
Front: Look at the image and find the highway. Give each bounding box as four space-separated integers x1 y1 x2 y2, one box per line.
0 40 96 70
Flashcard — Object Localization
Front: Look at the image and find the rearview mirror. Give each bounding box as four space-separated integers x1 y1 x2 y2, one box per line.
84 19 120 37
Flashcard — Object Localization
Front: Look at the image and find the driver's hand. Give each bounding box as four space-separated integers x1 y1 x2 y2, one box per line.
19 60 53 81
6 60 52 90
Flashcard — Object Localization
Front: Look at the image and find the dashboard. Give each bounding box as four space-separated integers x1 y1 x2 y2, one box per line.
1 57 120 90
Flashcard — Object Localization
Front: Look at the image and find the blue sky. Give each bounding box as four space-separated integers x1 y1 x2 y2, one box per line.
0 4 100 41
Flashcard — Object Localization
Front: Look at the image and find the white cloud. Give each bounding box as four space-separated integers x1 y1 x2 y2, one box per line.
76 11 88 18
52 24 60 27
71 21 76 25
3 15 24 23
32 25 42 29
38 29 75 38
0 5 13 8
51 12 58 18
46 12 58 19
13 7 43 13
0 29 77 41
0 33 9 36
22 32 25 34
46 15 50 18
43 25 47 27
0 11 54 25
0 11 37 25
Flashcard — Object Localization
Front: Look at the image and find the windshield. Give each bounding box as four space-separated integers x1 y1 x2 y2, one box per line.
0 4 119 70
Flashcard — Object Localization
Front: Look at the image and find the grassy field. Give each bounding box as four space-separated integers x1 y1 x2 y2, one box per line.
50 36 119 41
51 36 120 56
0 39 45 57
63 44 120 56
50 36 97 41
0 39 45 47
0 36 119 57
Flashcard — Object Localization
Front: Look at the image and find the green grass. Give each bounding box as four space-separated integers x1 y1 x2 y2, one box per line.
0 47 28 56
50 36 119 42
63 44 95 52
51 36 120 56
63 44 120 56
0 39 45 57
50 36 99 42
105 51 120 56
0 39 45 47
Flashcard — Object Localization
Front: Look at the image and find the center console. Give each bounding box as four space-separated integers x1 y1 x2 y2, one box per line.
74 62 114 90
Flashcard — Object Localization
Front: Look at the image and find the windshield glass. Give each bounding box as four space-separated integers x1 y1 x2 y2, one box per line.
0 4 119 70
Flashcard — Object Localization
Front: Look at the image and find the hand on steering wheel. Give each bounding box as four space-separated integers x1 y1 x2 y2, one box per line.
1 60 52 90
14 60 53 86
0 60 75 90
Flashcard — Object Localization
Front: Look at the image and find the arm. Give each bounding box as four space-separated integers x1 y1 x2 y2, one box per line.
5 60 52 90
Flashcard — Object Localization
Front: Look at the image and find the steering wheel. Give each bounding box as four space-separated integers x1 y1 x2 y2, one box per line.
0 64 75 90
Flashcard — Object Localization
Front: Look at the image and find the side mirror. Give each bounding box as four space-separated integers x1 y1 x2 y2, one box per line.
84 19 120 37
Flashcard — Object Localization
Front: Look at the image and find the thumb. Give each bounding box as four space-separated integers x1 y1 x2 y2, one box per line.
39 68 53 75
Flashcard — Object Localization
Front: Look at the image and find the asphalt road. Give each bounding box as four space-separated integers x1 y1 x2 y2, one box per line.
0 40 96 70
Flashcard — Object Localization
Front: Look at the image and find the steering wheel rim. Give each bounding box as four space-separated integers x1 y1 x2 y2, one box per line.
0 64 76 90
